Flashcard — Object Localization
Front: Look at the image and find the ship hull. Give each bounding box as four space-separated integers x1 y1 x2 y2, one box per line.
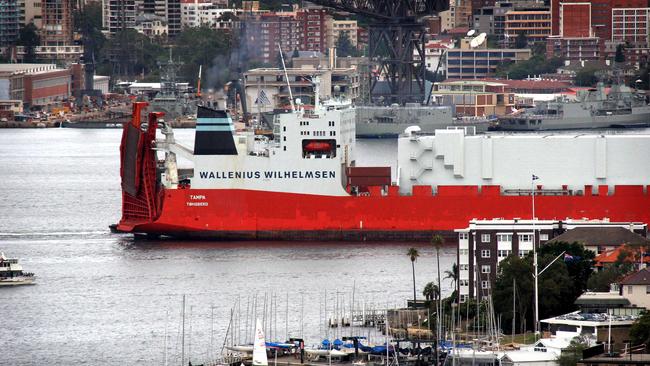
121 187 650 241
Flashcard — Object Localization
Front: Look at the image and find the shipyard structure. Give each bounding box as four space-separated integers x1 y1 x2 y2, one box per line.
115 100 650 240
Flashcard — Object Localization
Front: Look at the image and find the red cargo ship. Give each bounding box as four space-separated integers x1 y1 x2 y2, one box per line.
115 102 650 240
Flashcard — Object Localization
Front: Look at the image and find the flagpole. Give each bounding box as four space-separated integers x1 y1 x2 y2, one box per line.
532 175 539 338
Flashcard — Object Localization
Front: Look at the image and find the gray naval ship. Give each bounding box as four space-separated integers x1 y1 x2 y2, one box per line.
497 81 650 131
355 103 492 137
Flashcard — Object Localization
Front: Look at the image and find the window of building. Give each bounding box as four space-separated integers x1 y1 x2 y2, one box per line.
459 279 469 287
519 250 530 257
628 285 633 294
498 250 511 258
481 280 490 289
481 234 490 243
497 233 512 242
519 233 534 242
481 249 491 258
459 232 469 240
481 265 491 273
460 264 469 271
459 249 469 255
646 285 650 294
459 294 468 303
539 233 549 241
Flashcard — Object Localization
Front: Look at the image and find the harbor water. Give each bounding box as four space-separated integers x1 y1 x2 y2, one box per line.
0 129 456 365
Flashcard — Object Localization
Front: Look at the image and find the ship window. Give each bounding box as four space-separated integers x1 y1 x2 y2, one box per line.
283 146 286 151
283 126 286 131
283 136 286 141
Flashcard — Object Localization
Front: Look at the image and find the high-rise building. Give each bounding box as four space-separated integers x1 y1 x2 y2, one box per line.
551 0 646 41
0 0 20 47
296 7 331 54
504 10 551 46
17 0 43 27
243 12 302 65
42 0 74 46
102 0 137 36
331 20 358 48
612 8 650 47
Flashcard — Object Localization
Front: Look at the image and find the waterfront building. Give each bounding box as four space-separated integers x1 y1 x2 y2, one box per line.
431 80 515 117
0 0 20 47
504 10 551 46
445 48 531 79
578 353 650 366
0 63 82 110
243 66 359 112
454 219 647 303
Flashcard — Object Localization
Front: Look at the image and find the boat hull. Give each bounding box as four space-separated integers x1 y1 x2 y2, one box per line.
0 277 35 286
119 187 650 240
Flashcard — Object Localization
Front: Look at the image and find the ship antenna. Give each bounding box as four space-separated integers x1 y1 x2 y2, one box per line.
278 44 295 112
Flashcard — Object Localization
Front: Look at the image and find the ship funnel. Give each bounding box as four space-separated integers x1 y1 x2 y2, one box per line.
194 106 237 155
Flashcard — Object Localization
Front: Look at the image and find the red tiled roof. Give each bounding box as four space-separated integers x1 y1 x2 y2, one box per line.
594 245 650 267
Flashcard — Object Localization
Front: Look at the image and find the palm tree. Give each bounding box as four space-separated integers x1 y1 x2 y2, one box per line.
444 263 459 297
423 282 440 302
431 234 444 361
407 247 420 307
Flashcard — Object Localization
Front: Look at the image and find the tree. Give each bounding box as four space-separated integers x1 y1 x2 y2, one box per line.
615 44 626 63
493 255 534 334
174 26 231 88
515 32 528 49
444 263 458 292
557 336 590 366
336 32 359 57
495 56 564 80
493 245 581 334
587 267 624 292
574 66 604 87
407 247 420 306
17 23 40 63
423 282 439 302
630 311 650 350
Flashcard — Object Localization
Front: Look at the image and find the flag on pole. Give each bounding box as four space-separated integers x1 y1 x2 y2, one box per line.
532 174 539 181
255 90 271 105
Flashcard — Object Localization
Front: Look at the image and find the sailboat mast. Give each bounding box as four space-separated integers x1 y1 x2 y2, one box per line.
181 294 185 366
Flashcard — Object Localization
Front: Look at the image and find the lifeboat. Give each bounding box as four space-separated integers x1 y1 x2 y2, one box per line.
304 141 331 152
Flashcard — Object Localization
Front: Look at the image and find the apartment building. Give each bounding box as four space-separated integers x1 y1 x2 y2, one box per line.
611 8 650 48
455 219 647 302
332 20 357 48
0 0 20 47
42 0 74 46
243 12 302 65
505 10 551 46
445 48 531 79
296 7 332 54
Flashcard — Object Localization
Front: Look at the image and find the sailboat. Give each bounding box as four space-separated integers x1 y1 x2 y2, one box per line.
253 319 268 366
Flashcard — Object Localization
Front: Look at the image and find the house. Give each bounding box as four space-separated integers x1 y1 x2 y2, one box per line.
619 268 650 310
547 226 648 255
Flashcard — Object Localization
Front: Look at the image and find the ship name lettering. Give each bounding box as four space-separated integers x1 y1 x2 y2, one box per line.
199 170 335 180
190 195 206 200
